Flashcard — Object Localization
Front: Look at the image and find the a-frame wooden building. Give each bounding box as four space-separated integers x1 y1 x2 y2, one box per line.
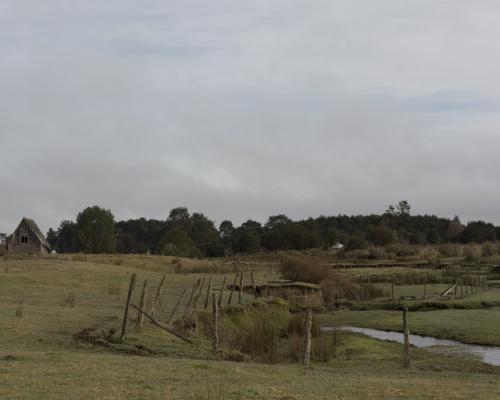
6 218 51 255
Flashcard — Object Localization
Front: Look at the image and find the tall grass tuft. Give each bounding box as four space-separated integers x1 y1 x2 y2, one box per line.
108 281 121 296
15 300 24 318
65 292 76 308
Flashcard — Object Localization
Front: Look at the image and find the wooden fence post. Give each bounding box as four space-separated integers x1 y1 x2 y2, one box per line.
168 287 187 325
193 277 206 310
212 292 219 355
204 276 212 310
360 278 364 301
120 273 137 342
135 280 148 331
183 280 199 320
218 273 227 308
150 274 167 318
391 280 394 300
251 270 258 299
403 306 410 368
227 273 239 305
423 283 427 298
238 273 244 304
130 303 194 344
304 307 313 370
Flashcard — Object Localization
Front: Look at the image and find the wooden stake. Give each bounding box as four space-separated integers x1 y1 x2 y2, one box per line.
251 270 257 299
192 277 206 310
360 278 364 301
231 261 240 273
212 292 219 354
120 273 137 342
238 272 243 304
227 273 238 305
403 307 410 368
218 273 227 308
150 274 167 318
167 287 187 325
135 279 148 332
391 280 395 300
204 276 212 310
303 307 313 369
183 281 199 320
423 283 427 298
130 303 194 344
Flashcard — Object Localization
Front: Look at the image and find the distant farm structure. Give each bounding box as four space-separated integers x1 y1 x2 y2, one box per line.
6 218 51 255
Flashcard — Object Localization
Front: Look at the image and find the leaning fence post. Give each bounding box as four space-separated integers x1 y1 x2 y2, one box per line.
150 274 167 318
135 280 148 331
212 292 219 355
168 287 188 325
403 306 410 368
227 273 239 305
120 273 137 342
218 273 227 308
303 307 313 371
204 276 212 310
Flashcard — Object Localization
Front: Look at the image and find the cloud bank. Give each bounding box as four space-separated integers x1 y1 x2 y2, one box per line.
1 0 500 233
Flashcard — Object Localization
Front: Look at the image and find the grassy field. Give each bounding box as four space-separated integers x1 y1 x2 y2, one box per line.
1 255 500 399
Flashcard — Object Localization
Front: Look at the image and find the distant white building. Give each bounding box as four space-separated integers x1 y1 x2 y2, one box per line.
331 242 344 250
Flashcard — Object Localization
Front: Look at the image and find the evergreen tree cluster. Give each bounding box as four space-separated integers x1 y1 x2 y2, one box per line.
46 201 500 256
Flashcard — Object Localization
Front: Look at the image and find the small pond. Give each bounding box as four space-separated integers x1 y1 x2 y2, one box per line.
320 325 500 366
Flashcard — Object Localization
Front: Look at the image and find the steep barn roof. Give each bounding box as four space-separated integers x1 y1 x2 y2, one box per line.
17 217 51 250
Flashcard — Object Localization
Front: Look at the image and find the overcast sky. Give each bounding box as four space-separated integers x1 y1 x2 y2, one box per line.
2 1 500 234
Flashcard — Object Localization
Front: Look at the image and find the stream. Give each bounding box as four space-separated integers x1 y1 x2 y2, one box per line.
320 325 500 366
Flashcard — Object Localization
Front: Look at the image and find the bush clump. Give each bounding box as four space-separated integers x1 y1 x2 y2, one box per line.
280 253 330 284
464 244 482 263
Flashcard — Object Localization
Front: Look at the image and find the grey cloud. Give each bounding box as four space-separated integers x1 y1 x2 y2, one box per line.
2 1 500 234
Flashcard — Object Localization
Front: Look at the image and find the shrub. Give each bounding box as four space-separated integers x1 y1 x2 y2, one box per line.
482 241 497 257
367 247 387 259
438 243 464 258
464 244 482 263
280 253 330 284
385 244 420 257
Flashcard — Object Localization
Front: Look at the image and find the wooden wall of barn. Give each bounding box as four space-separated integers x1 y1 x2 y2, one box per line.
7 221 48 255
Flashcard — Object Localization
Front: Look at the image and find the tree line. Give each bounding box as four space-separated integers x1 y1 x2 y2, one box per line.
44 201 500 257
